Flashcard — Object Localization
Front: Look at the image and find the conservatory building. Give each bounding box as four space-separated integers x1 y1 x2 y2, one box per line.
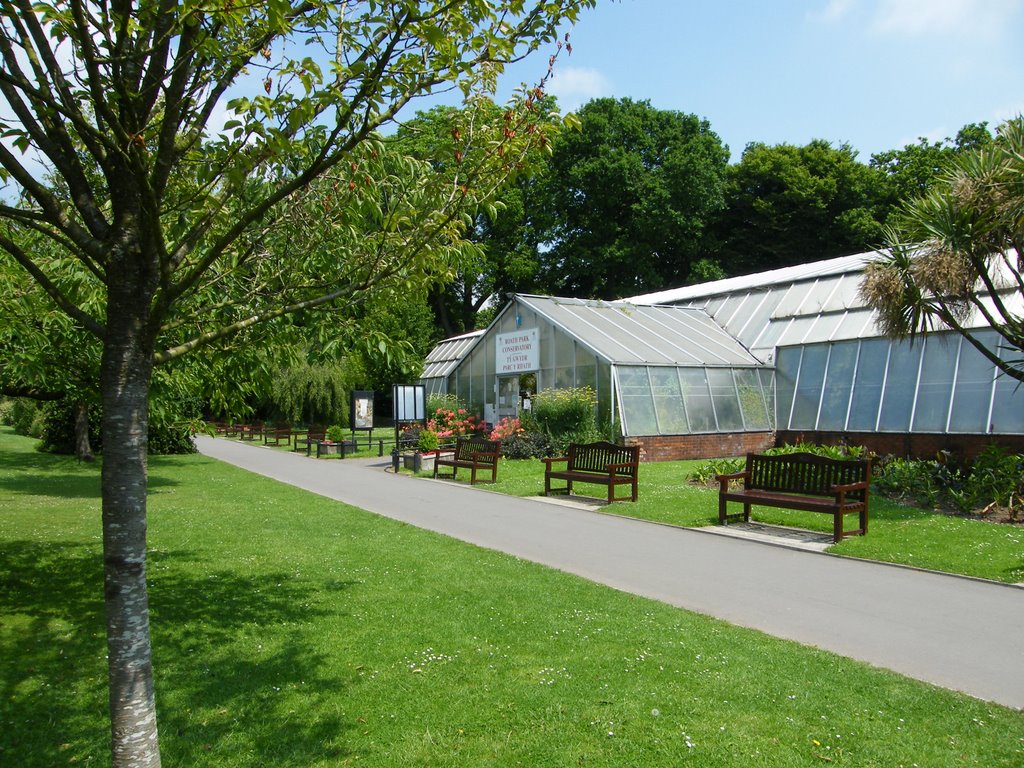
421 251 1024 461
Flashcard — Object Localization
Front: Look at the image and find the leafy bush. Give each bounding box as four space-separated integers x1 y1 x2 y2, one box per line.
426 392 463 416
3 398 46 438
427 406 485 440
501 431 550 460
530 387 600 456
325 425 347 443
417 429 439 452
687 457 744 486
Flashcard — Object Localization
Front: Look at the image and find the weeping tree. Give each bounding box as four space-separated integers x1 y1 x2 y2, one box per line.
0 2 596 765
860 117 1024 383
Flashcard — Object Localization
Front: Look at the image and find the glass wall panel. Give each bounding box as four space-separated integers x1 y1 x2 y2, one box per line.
819 342 857 430
759 368 778 429
554 331 575 388
847 339 888 431
775 347 800 430
680 367 716 432
617 366 658 435
576 345 597 391
597 360 613 432
650 367 689 434
949 335 994 432
708 368 743 431
469 343 486 413
912 336 958 432
790 344 828 429
735 368 770 430
993 337 1024 433
878 342 921 431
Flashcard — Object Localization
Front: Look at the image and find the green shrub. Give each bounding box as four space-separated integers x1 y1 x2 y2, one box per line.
426 392 463 416
530 387 600 455
417 429 439 452
5 398 46 437
499 430 550 460
688 457 744 486
325 425 347 443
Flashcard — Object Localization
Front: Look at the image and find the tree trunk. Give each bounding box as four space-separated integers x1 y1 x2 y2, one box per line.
100 285 161 766
75 400 95 461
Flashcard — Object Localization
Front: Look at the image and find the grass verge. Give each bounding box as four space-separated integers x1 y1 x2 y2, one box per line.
2 427 1023 766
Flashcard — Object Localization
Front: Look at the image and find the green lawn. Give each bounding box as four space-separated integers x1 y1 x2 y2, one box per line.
2 426 1024 766
407 455 1024 584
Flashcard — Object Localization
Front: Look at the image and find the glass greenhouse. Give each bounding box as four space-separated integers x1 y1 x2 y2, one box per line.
423 294 773 437
422 251 1024 457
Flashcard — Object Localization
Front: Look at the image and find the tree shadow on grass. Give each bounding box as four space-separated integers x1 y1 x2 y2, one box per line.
0 448 181 500
0 539 363 767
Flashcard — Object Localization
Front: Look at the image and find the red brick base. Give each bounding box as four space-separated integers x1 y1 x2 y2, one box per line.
624 432 775 462
622 430 1024 464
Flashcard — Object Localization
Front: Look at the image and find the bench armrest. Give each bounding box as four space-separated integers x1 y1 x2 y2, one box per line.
716 470 749 491
606 461 637 474
831 480 870 505
832 480 869 493
542 456 569 468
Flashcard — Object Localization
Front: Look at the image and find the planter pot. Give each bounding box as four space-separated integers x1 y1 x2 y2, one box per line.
403 452 436 472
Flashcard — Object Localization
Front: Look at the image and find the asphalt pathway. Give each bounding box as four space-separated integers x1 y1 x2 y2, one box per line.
195 436 1024 710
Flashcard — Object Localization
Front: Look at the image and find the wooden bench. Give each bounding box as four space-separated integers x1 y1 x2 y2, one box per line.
433 436 501 484
543 441 639 503
263 425 292 446
292 426 325 453
716 452 872 543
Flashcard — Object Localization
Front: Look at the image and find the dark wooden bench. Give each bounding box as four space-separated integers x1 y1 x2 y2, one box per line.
433 436 501 484
263 425 292 446
292 426 325 453
543 441 639 503
716 452 872 543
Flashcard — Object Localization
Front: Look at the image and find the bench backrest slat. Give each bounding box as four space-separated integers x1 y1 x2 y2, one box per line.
746 452 869 499
567 441 639 475
454 437 500 463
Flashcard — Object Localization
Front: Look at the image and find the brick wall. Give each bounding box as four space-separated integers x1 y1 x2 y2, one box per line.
622 430 1024 464
776 430 1024 465
624 431 775 462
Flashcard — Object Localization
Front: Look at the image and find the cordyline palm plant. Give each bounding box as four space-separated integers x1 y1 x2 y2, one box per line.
860 117 1024 383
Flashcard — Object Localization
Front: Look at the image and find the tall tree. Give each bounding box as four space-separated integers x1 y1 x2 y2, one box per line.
393 99 564 336
861 117 1024 383
0 2 595 765
870 123 993 205
714 140 886 276
536 97 729 299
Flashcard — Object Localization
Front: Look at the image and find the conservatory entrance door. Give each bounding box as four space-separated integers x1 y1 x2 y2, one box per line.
497 376 519 421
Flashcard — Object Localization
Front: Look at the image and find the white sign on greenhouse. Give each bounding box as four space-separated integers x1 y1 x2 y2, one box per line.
495 328 539 374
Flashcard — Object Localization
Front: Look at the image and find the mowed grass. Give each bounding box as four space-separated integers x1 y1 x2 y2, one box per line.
6 427 1023 767
412 456 1024 584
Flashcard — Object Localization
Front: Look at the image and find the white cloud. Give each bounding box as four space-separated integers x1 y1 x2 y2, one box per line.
546 66 613 111
812 0 858 23
871 0 1022 38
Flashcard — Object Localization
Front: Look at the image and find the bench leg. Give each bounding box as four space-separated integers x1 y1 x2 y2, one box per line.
861 506 869 536
834 513 843 544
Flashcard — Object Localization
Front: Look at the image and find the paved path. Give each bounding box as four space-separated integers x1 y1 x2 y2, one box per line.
195 436 1024 710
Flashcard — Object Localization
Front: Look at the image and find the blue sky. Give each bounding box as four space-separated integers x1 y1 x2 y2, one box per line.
498 0 1024 162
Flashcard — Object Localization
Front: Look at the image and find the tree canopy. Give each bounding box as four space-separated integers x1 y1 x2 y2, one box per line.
713 139 886 276
534 97 729 299
0 2 595 765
